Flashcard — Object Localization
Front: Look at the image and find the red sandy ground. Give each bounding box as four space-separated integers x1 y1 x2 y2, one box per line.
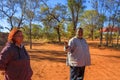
0 41 120 80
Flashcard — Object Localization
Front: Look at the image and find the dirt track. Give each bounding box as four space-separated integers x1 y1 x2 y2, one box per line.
0 42 120 80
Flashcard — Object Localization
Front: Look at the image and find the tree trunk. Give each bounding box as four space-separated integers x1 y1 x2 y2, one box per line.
109 26 114 46
56 26 61 43
106 31 109 46
116 31 120 46
100 27 103 46
109 19 115 46
72 17 76 37
30 20 32 49
116 35 119 46
91 29 94 40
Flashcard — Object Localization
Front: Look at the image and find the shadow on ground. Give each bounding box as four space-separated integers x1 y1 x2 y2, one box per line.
28 49 67 63
91 53 120 59
88 42 120 51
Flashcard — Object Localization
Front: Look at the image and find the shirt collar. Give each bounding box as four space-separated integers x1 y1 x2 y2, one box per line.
75 36 83 39
15 43 24 48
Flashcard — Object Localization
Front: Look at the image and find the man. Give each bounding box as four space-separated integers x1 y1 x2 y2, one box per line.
64 28 91 80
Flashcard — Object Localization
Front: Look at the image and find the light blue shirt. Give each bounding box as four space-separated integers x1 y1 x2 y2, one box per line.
65 36 91 67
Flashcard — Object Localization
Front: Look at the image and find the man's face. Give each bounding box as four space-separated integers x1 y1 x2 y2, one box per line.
76 29 83 38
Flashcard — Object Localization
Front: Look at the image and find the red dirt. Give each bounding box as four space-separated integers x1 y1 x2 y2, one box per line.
0 41 120 80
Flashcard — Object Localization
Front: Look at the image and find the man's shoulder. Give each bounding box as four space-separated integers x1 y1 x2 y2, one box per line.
70 37 86 41
69 36 77 41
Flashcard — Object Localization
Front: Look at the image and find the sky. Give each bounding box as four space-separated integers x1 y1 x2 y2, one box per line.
48 0 93 10
0 0 93 32
0 19 9 32
48 0 67 6
0 0 68 32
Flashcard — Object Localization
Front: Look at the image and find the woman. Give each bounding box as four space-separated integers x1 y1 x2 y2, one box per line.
0 28 33 80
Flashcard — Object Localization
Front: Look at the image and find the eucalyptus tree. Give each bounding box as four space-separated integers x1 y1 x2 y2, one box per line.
67 0 85 35
92 0 120 46
91 0 107 45
24 0 41 49
32 24 42 39
106 0 120 46
22 24 42 40
116 11 120 46
40 1 67 42
80 10 99 40
0 0 27 30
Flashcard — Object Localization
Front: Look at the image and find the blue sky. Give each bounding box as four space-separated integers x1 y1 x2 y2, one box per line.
48 0 67 5
48 0 93 9
0 0 68 32
0 0 93 32
0 19 10 32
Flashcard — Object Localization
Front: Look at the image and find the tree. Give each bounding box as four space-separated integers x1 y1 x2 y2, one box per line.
79 10 99 40
107 0 120 46
25 0 40 49
116 11 120 46
40 1 67 42
22 25 30 41
0 25 4 31
92 0 107 45
67 0 85 35
0 0 27 30
32 24 42 39
22 24 43 40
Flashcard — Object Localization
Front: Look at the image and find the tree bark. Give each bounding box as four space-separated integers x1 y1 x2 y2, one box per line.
29 20 32 49
56 26 61 43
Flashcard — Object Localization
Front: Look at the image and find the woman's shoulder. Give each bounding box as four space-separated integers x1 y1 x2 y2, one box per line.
2 42 15 51
0 44 10 54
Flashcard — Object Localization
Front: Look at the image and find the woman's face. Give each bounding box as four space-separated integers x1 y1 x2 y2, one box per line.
13 31 24 45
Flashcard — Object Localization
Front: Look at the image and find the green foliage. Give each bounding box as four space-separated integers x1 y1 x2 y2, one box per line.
32 24 42 39
40 5 49 12
22 25 30 41
41 26 58 41
80 10 99 40
67 23 75 38
80 10 99 26
22 24 60 42
68 0 85 31
40 3 67 42
22 24 42 41
0 0 119 48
